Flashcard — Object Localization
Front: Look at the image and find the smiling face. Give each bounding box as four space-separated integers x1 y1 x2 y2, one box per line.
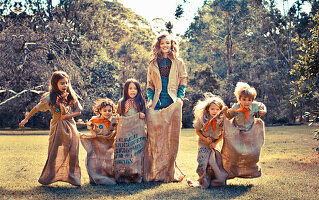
239 96 253 108
100 105 113 119
208 103 221 118
128 82 138 98
159 36 171 57
57 77 69 93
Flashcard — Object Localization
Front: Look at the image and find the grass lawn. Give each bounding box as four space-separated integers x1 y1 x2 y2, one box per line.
0 126 318 199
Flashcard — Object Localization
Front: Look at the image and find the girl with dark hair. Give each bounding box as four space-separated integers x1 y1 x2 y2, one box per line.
19 71 82 186
117 78 146 118
114 78 146 183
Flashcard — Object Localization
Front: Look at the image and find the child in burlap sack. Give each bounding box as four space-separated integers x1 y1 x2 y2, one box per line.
19 71 82 186
187 93 228 188
222 82 267 179
115 78 146 183
80 98 117 185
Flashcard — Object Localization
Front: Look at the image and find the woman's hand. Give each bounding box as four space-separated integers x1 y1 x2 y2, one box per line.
146 100 153 109
19 119 28 127
139 112 145 119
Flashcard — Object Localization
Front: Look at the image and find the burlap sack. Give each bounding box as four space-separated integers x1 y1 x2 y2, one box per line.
222 118 265 179
143 100 185 182
36 97 81 186
196 140 228 188
114 113 146 183
80 134 116 185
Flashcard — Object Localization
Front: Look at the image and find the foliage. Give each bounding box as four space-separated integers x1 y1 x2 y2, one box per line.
291 12 319 115
0 0 153 127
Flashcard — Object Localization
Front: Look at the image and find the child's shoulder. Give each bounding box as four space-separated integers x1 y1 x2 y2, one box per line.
89 116 101 121
231 102 241 109
39 92 50 103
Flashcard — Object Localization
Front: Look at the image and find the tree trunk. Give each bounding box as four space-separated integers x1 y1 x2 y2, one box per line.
225 11 232 76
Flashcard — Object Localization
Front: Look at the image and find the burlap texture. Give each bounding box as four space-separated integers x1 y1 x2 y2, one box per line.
80 134 116 185
114 113 146 183
143 100 185 182
36 97 81 186
222 118 265 179
196 140 228 188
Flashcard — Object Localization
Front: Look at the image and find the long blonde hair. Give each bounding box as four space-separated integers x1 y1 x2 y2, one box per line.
193 93 225 126
234 82 257 101
149 33 179 64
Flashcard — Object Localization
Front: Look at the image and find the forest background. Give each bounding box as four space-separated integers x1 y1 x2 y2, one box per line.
0 0 318 129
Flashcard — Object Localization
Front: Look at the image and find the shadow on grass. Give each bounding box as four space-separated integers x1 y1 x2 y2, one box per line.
0 182 254 199
1 182 164 199
147 184 254 199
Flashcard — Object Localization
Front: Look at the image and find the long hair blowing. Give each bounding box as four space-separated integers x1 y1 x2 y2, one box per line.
193 93 225 127
48 71 77 106
149 34 179 64
119 78 145 115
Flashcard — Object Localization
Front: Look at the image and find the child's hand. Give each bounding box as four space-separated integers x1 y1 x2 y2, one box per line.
19 119 28 127
205 137 213 144
61 114 72 120
221 106 228 113
139 112 145 119
91 132 97 138
259 109 267 116
209 142 217 150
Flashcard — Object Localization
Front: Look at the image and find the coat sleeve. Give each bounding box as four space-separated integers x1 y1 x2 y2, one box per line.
146 65 155 91
178 59 187 87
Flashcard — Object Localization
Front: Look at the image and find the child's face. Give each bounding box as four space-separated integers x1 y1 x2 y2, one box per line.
239 96 253 108
100 105 113 119
160 37 171 55
208 103 221 117
57 77 69 93
128 83 138 98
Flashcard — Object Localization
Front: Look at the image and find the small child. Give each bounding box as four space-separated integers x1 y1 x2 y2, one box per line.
19 71 82 186
187 93 228 188
114 78 146 183
222 82 267 178
80 98 117 185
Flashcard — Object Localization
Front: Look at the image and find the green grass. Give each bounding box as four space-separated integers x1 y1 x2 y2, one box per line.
0 126 318 199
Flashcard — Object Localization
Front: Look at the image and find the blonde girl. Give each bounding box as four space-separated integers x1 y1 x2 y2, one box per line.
187 93 228 188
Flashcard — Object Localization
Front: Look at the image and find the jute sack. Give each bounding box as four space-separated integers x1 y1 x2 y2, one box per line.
222 118 265 179
114 113 146 183
143 100 185 182
80 134 116 185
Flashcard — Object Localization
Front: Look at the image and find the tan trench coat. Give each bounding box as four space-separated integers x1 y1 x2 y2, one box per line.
146 57 187 108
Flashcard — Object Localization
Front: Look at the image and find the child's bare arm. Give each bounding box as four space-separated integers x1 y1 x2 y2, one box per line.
195 129 212 144
259 105 267 116
222 106 234 119
19 107 38 127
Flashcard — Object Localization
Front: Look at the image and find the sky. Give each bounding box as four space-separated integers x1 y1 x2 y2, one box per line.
118 0 206 35
118 0 311 35
42 0 311 34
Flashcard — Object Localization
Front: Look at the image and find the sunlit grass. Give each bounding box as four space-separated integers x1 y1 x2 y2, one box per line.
0 125 318 199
